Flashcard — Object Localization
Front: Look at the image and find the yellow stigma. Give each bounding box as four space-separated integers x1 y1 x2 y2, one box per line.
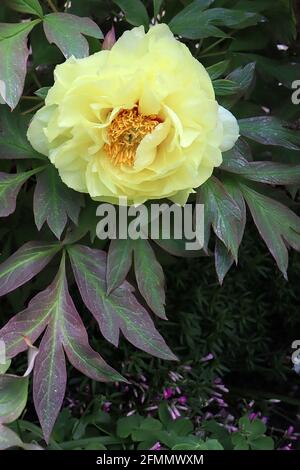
104 106 161 166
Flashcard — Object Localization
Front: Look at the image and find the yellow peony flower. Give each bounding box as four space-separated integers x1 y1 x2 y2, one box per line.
27 24 239 205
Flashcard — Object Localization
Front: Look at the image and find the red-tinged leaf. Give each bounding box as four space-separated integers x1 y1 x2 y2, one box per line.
197 177 242 261
61 295 125 383
0 274 61 357
0 241 61 297
239 117 300 150
33 322 67 444
106 239 133 294
215 239 235 285
43 13 103 59
0 167 42 218
222 142 300 185
0 20 40 109
133 239 166 319
240 182 300 279
34 166 84 240
68 245 177 361
2 253 123 442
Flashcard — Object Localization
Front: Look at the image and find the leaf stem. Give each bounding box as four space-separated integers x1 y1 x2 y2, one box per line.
21 96 42 101
21 102 43 115
47 0 58 13
200 37 229 56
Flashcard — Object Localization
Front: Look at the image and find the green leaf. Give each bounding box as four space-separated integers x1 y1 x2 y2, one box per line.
239 117 300 150
197 176 242 261
232 433 249 450
235 53 300 89
34 86 50 99
207 60 230 80
43 13 103 59
0 107 44 160
0 20 40 109
0 167 43 218
0 375 28 424
68 245 176 360
221 62 256 108
169 6 263 39
113 0 150 29
34 166 84 239
169 0 216 38
213 79 241 96
250 435 274 450
6 0 43 17
240 182 300 278
0 361 11 375
153 0 163 17
133 239 166 319
117 415 142 438
0 424 43 450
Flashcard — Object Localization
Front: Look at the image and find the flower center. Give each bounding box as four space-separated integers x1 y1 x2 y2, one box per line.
104 106 161 166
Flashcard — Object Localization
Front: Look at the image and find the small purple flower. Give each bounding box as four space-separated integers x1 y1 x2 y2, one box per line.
261 416 268 425
178 395 188 405
249 412 259 422
201 353 214 362
286 426 295 438
279 443 292 451
163 387 174 400
150 442 161 451
102 401 112 413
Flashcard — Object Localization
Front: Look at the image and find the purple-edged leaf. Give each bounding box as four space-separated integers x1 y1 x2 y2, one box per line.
34 166 84 239
240 182 300 279
0 167 42 218
197 177 242 261
32 254 66 443
239 117 300 150
222 143 300 185
106 239 133 294
0 424 43 450
0 241 61 297
214 176 246 283
6 0 43 17
133 239 166 319
153 237 205 258
68 245 176 361
0 107 43 160
0 20 40 109
61 293 124 383
215 239 235 285
0 272 62 357
43 13 103 59
33 322 66 444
